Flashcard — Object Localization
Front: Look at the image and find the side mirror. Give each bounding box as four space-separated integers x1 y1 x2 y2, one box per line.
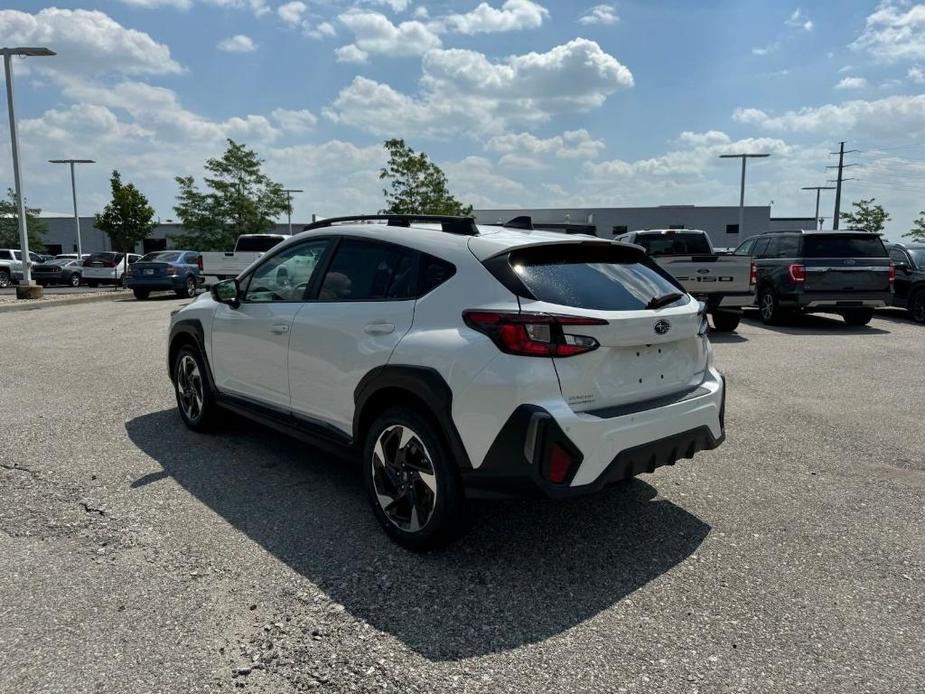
212 278 240 308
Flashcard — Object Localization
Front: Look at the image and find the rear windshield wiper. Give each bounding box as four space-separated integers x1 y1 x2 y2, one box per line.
646 292 684 310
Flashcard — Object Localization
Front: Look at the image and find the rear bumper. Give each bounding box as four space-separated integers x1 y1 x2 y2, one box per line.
128 275 190 290
781 292 892 310
462 369 725 499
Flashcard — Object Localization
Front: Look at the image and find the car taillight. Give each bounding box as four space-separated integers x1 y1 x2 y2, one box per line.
462 310 606 357
788 263 805 283
166 266 179 275
197 255 203 271
749 262 757 287
888 262 896 287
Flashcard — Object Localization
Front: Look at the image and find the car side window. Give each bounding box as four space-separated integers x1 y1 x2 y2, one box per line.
752 237 772 258
776 236 800 257
889 249 908 265
318 239 417 302
244 239 330 303
732 238 755 256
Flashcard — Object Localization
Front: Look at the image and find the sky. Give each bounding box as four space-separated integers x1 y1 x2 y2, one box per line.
2 1 925 240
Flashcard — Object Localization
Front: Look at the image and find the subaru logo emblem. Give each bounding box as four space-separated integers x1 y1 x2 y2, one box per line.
654 320 671 335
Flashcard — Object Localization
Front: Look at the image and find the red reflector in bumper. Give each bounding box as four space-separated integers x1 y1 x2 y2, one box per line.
548 444 575 484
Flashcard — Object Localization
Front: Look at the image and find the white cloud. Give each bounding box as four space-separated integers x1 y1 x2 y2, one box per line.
752 42 780 56
676 130 731 147
217 34 257 52
115 0 191 7
277 1 306 25
205 0 270 17
306 21 337 39
852 1 925 62
335 44 369 63
733 94 925 137
786 8 813 31
442 156 527 208
908 65 925 83
271 108 318 133
366 0 410 11
337 10 441 57
488 130 606 166
0 8 182 76
835 76 868 90
443 0 549 34
578 4 619 26
325 39 633 136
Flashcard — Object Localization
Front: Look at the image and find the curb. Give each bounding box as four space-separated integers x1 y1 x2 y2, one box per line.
0 291 131 314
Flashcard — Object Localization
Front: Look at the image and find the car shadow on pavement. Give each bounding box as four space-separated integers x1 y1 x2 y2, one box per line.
125 409 710 661
741 310 891 335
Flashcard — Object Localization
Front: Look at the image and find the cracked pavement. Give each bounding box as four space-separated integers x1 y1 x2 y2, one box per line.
1 299 923 693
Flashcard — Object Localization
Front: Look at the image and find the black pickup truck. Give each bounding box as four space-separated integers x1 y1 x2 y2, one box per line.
737 230 894 326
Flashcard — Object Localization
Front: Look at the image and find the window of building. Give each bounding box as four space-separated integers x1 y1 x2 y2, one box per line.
612 225 628 236
669 224 685 229
726 224 740 234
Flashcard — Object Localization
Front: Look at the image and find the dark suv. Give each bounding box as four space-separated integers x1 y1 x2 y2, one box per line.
735 230 894 326
887 242 925 323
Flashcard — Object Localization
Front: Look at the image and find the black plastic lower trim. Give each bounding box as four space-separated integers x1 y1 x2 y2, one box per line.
585 385 709 419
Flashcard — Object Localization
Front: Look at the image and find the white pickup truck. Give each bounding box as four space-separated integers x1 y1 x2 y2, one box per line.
198 233 289 285
616 229 756 332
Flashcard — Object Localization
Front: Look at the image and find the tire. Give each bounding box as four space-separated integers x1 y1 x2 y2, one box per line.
0 270 11 288
757 287 782 325
909 289 925 324
172 345 217 432
69 273 81 288
175 275 197 298
133 288 150 300
363 407 468 551
86 281 98 288
841 308 874 326
710 311 741 332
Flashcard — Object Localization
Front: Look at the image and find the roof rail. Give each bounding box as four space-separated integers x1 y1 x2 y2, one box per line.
301 214 478 236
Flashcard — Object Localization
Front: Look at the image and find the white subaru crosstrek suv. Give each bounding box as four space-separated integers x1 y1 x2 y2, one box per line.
167 215 725 549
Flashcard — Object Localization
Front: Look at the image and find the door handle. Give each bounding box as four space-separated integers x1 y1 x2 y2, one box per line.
270 323 290 334
364 322 395 335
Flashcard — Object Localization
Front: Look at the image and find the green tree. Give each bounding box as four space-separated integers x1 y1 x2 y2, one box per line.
904 211 925 242
95 170 157 255
840 198 891 234
379 138 472 216
171 139 288 250
0 188 47 251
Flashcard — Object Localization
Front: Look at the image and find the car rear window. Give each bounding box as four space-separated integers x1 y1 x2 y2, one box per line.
802 235 887 258
140 251 182 262
236 236 285 253
633 232 712 256
500 244 686 311
85 252 122 263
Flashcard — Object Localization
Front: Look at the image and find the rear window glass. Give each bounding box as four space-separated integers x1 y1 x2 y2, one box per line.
802 235 887 258
85 252 122 262
633 233 712 256
236 236 285 253
507 245 687 311
140 251 181 262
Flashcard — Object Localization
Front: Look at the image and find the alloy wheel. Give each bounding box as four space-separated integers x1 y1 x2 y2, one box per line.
0 272 10 288
371 425 438 533
912 292 925 323
186 277 196 297
760 292 774 321
70 274 81 287
176 354 204 421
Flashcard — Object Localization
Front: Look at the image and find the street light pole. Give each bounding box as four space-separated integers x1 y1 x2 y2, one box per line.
282 188 303 235
801 186 836 230
50 159 94 257
2 46 55 297
719 153 770 237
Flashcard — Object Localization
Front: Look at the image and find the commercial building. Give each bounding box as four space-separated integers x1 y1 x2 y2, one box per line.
473 206 816 249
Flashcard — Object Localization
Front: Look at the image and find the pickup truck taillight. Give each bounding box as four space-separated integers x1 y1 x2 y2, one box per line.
749 262 757 287
197 255 203 271
888 262 896 288
788 263 806 283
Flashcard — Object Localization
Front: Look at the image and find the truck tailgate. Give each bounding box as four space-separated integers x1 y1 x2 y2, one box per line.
200 252 263 277
655 255 753 296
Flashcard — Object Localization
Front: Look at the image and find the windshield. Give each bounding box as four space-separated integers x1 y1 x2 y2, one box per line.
140 251 182 263
506 245 688 311
802 235 887 258
633 232 712 256
236 236 285 253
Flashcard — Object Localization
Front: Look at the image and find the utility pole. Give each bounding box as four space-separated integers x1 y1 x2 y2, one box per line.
826 142 858 230
801 186 836 230
282 188 303 235
719 153 770 237
2 46 56 298
50 159 94 257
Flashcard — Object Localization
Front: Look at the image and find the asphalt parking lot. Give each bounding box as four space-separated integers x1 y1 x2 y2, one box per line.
1 300 922 693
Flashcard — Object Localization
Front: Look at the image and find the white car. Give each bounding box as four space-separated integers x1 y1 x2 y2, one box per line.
167 215 726 549
81 252 141 286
